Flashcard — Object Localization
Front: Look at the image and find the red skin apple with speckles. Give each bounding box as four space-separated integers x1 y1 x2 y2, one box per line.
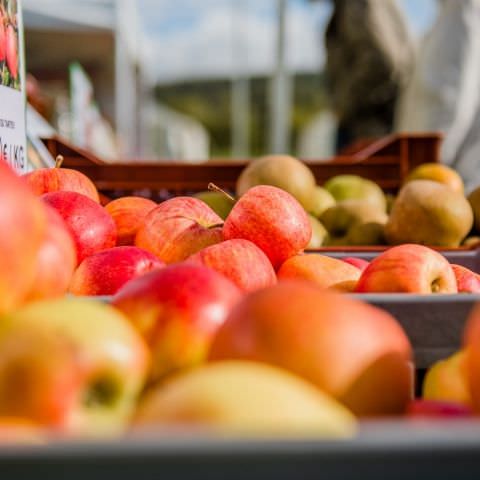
342 257 370 272
136 197 224 264
223 185 311 269
69 246 164 296
105 197 157 246
0 161 46 314
23 167 100 203
355 244 457 294
209 282 413 416
112 264 241 381
451 264 480 293
42 191 117 265
26 205 77 301
187 239 277 293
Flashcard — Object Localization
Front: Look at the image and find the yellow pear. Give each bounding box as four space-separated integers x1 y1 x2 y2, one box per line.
135 361 356 438
405 163 464 194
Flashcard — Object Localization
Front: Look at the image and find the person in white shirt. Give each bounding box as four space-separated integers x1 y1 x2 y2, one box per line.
396 0 480 192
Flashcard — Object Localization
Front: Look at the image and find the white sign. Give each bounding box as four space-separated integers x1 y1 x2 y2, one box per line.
0 0 26 173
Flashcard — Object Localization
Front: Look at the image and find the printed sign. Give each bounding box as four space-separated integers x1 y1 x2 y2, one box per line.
0 0 26 172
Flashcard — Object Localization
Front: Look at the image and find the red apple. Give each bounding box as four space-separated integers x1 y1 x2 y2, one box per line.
26 205 77 301
187 239 277 293
406 400 472 419
23 166 100 203
112 264 242 381
342 257 370 272
135 197 223 263
42 191 117 265
0 299 149 436
69 246 164 297
277 254 361 292
451 264 480 293
355 244 457 294
5 24 17 80
223 185 311 269
105 197 157 246
0 161 46 314
209 282 413 416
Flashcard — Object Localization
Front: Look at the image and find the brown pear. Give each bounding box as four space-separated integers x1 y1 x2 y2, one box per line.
385 180 473 247
468 187 480 232
237 155 316 211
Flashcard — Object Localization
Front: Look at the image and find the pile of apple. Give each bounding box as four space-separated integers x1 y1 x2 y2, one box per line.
1 155 480 445
197 154 480 251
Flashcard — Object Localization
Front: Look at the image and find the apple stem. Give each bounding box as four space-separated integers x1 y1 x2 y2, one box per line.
55 155 65 169
208 183 236 203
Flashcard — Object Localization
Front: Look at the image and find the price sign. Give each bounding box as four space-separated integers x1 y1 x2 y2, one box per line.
0 0 26 172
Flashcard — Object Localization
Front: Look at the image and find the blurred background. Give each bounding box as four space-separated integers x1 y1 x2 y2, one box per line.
23 0 437 162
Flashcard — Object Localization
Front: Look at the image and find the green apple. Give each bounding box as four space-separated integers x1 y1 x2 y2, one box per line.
194 191 234 220
324 175 387 213
135 361 356 438
0 298 149 437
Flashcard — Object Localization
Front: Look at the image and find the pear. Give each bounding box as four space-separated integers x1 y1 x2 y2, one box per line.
308 186 336 218
467 187 480 232
324 175 387 213
237 155 316 211
386 180 473 247
135 361 356 438
194 191 234 220
307 215 328 249
406 163 464 194
346 222 386 246
463 236 480 248
321 201 388 246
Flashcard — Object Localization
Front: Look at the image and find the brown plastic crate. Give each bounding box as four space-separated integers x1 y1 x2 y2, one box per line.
42 133 442 199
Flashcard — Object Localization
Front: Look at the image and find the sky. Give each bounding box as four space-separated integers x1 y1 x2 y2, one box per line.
138 0 437 84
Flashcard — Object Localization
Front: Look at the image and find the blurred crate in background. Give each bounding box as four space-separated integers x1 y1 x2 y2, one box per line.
43 133 442 202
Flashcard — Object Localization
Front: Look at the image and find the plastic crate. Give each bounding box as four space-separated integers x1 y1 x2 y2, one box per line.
42 133 442 200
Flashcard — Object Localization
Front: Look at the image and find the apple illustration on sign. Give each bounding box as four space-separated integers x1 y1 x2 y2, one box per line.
0 10 5 63
5 23 17 80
